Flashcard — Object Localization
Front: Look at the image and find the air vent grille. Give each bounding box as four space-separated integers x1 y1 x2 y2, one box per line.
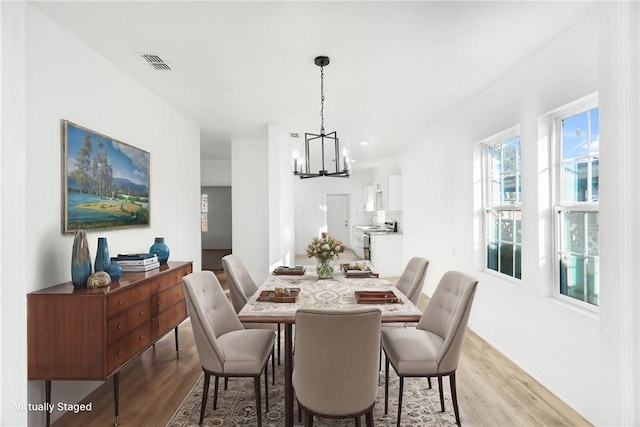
140 53 172 71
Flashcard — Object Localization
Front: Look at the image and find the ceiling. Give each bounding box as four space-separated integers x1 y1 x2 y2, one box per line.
31 1 597 171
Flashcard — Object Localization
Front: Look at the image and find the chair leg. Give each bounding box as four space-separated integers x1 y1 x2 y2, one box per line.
254 376 262 427
450 372 461 426
224 376 228 390
199 372 210 425
397 376 404 427
304 410 313 427
213 376 220 410
365 409 374 427
272 346 275 385
277 323 281 365
428 376 432 389
264 365 269 412
437 375 445 412
384 355 390 415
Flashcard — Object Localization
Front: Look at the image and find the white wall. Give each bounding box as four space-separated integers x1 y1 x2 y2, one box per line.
396 5 639 425
231 138 270 283
231 130 296 283
268 124 295 269
0 2 27 426
201 158 231 186
1 4 202 426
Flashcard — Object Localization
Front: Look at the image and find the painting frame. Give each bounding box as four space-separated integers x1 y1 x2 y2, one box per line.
62 120 150 233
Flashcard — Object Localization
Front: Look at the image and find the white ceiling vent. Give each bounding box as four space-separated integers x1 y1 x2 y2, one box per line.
139 53 171 71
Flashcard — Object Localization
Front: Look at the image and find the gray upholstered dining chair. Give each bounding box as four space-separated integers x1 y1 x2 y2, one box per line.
183 270 275 427
381 271 478 426
293 308 382 427
395 257 429 306
222 254 281 364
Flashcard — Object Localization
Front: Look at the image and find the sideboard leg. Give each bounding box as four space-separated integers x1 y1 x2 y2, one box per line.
45 380 51 427
174 326 179 357
113 373 120 426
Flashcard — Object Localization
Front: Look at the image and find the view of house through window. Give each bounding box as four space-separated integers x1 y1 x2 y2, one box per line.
555 105 599 306
483 131 521 279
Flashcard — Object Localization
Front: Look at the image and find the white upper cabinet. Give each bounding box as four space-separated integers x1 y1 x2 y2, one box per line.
362 185 375 212
363 175 402 212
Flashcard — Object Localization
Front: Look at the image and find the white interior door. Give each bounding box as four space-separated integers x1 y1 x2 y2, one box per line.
327 194 350 247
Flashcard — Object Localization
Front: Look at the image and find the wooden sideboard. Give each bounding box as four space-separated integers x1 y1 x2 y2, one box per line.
27 261 192 426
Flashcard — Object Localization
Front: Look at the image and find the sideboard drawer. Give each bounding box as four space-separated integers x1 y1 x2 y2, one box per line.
153 300 187 340
152 284 185 316
107 322 152 374
153 266 189 294
107 300 152 343
108 282 152 317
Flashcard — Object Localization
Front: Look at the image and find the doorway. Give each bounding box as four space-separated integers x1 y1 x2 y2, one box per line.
327 194 350 247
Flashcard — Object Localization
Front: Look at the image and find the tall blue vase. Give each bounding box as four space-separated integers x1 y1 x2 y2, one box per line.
150 237 170 263
71 230 92 288
94 237 110 272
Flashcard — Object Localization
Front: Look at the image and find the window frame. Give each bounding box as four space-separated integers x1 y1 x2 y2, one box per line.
550 95 599 311
481 125 522 282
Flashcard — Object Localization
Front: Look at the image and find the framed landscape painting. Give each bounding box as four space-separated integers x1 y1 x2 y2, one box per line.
62 120 150 233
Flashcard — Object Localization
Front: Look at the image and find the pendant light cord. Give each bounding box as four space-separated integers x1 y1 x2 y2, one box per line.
320 65 325 135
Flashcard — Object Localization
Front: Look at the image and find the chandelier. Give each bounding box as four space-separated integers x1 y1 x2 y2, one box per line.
293 56 350 179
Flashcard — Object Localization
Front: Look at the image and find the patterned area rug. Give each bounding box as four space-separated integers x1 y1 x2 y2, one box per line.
167 353 459 426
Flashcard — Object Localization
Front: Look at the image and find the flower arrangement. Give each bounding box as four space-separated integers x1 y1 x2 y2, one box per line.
306 232 345 261
307 232 344 279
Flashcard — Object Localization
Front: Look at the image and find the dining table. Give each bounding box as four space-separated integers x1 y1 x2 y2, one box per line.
237 263 423 427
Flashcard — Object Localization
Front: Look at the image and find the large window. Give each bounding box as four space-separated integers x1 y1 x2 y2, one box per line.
554 102 599 307
483 129 521 279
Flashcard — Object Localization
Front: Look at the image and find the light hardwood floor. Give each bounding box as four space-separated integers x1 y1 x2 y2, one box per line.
50 270 591 427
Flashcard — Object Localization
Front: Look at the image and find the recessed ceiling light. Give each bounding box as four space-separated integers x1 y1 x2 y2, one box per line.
360 141 369 146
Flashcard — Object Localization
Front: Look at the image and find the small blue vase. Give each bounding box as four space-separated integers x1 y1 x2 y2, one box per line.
150 237 170 263
94 237 110 272
105 262 122 281
71 230 92 288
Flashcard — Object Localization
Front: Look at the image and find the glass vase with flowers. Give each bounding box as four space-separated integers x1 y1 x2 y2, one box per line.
306 232 345 279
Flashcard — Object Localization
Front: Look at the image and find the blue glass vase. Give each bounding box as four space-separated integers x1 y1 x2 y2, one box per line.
94 237 110 272
106 262 122 281
150 237 170 263
71 230 92 288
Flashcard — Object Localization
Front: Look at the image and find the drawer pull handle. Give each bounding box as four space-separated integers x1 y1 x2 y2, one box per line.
117 324 122 329
118 300 123 305
157 302 161 306
139 335 144 340
140 311 144 316
118 351 122 356
139 291 144 296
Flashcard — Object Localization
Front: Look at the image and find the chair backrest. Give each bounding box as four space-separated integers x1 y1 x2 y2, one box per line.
221 254 259 313
395 257 429 305
292 308 381 416
417 271 478 373
183 270 243 373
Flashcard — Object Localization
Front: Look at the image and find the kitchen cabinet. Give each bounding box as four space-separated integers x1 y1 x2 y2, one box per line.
362 185 375 212
370 233 403 276
364 175 402 212
352 227 365 259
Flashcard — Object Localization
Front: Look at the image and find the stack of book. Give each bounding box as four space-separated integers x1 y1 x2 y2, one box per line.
111 253 160 272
